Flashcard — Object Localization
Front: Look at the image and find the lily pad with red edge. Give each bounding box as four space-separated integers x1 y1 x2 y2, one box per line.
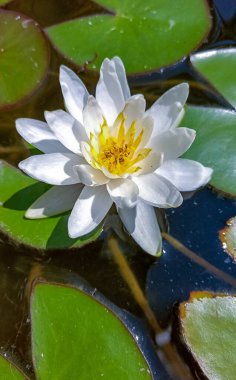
0 160 101 249
31 282 153 380
0 10 50 109
219 216 236 261
178 292 236 380
191 48 236 108
46 0 211 74
0 353 28 379
180 106 236 197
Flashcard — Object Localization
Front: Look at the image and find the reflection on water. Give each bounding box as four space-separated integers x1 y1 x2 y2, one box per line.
0 0 236 378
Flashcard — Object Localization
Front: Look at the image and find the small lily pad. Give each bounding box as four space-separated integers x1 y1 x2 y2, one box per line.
46 0 211 74
179 292 236 380
191 48 236 108
31 282 152 380
219 217 236 261
0 354 27 379
0 161 101 249
0 10 50 109
180 106 236 197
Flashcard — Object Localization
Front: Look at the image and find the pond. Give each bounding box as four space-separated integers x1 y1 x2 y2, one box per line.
0 0 236 379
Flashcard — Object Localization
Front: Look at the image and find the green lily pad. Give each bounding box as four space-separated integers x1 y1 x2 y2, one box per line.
180 106 236 197
0 10 50 109
0 0 12 5
0 354 27 379
191 48 236 108
179 292 236 380
46 0 211 74
0 161 101 249
31 282 152 380
219 217 236 261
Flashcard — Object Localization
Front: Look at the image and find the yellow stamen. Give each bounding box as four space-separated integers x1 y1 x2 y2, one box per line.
88 112 152 176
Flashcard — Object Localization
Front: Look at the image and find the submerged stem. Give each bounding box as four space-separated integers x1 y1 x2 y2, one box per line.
108 236 192 380
162 232 236 287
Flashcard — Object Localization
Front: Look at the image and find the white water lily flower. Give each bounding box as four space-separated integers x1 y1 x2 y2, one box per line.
16 57 212 255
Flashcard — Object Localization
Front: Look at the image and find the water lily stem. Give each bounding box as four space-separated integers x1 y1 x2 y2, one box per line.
162 232 236 287
0 146 25 154
108 236 193 380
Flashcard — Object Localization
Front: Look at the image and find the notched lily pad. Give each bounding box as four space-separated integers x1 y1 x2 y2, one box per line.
0 353 28 379
178 292 236 380
0 10 50 109
31 282 153 380
46 0 211 74
181 106 236 197
219 217 236 261
0 160 101 249
191 48 236 108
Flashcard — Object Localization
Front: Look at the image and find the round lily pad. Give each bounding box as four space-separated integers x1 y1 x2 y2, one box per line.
46 0 211 74
31 282 152 380
219 217 236 261
0 354 28 380
0 161 101 249
0 10 50 109
179 292 236 380
191 48 236 108
180 106 236 197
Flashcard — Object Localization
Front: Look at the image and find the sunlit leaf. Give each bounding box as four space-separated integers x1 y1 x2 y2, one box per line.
0 161 101 249
219 216 236 261
181 106 236 197
191 48 236 108
31 282 152 380
46 0 211 74
0 10 49 109
179 292 236 380
0 354 27 379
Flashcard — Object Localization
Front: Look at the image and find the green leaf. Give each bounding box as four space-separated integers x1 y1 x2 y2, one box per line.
0 10 49 109
180 106 236 197
191 48 236 108
0 354 27 379
180 292 236 380
46 0 211 74
31 282 152 380
0 161 101 249
0 0 12 5
219 216 236 261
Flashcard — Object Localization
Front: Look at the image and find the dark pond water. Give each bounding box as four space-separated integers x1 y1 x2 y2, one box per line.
0 0 236 379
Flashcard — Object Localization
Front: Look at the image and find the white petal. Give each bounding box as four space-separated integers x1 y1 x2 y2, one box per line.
45 110 86 154
16 118 68 154
118 199 162 256
26 184 83 219
83 95 104 137
68 185 112 237
19 153 84 185
156 158 213 191
80 141 98 169
112 57 131 100
96 58 127 125
147 83 189 135
149 127 196 161
123 94 146 129
133 173 182 208
136 115 154 149
133 152 163 176
59 65 89 123
74 164 109 186
107 178 139 208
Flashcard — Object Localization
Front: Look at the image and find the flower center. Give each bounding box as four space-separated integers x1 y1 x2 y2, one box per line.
89 113 151 176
